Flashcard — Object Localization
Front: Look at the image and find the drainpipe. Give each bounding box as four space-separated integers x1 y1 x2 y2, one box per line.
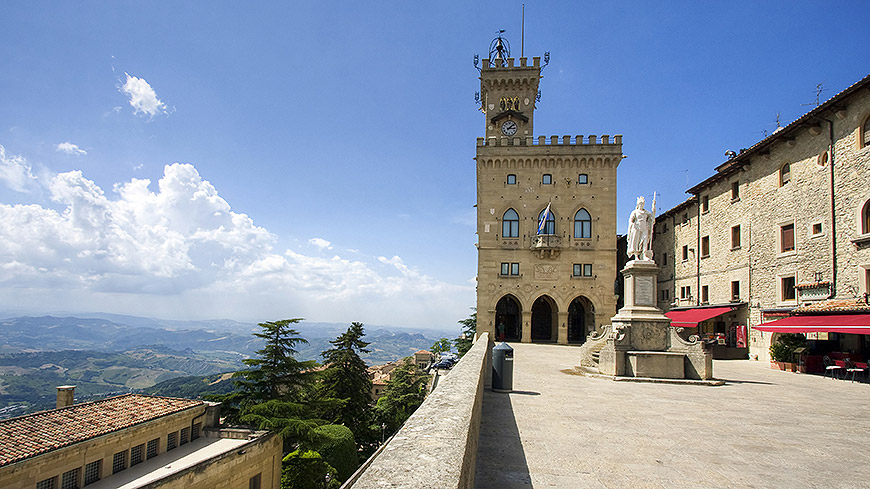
811 114 836 297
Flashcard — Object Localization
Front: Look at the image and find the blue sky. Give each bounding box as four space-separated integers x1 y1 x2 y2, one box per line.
0 1 867 330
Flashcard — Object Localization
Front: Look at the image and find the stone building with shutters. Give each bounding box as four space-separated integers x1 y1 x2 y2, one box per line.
652 72 870 362
0 388 281 489
475 35 622 346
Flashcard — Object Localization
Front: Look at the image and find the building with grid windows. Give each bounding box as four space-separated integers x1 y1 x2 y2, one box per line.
0 387 280 489
652 72 870 363
474 36 622 346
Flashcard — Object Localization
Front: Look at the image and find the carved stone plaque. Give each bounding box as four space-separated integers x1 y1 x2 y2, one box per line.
634 276 655 306
534 264 559 280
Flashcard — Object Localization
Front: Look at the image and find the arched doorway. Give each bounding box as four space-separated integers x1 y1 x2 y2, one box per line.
495 295 521 341
531 296 556 342
568 296 595 343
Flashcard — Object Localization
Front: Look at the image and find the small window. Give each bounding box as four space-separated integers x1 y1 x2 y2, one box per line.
573 264 593 277
542 174 552 185
506 174 517 185
61 469 79 489
180 427 190 445
682 245 689 261
192 422 201 440
701 195 709 213
812 222 823 236
779 163 790 186
682 213 688 225
701 236 710 258
500 263 509 275
731 181 740 200
574 209 592 238
662 252 668 266
578 173 588 184
731 225 741 249
250 474 262 489
701 285 709 304
147 438 159 459
502 209 519 238
731 281 741 301
501 263 519 276
781 275 796 301
131 444 144 466
167 431 178 451
37 477 57 489
680 286 692 299
84 460 101 485
662 222 668 233
781 223 795 253
862 115 870 148
113 450 127 474
862 200 870 235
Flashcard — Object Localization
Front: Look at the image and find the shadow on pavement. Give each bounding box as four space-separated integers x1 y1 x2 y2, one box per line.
474 388 532 488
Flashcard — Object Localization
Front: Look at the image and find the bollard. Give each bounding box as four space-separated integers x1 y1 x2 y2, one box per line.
492 342 514 392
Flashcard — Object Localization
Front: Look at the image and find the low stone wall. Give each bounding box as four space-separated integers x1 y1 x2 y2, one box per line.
347 333 490 489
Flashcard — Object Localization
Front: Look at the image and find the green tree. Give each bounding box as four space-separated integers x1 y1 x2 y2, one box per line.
454 310 477 357
373 358 429 437
281 450 340 489
430 337 452 356
234 319 317 403
316 322 373 439
308 424 357 482
239 399 326 453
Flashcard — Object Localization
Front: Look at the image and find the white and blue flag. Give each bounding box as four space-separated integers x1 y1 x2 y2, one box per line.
537 202 552 235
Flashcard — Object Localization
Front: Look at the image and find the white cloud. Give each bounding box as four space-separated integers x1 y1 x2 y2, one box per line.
0 145 38 193
120 73 167 118
56 142 87 156
0 161 473 328
308 237 332 250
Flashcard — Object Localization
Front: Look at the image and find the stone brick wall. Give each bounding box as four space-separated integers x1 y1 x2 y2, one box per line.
653 74 870 362
348 332 490 489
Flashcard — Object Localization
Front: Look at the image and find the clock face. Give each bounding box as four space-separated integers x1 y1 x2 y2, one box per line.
501 120 518 136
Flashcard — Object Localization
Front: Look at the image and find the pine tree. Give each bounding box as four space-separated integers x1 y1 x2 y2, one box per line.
454 310 477 357
316 322 373 438
234 318 317 403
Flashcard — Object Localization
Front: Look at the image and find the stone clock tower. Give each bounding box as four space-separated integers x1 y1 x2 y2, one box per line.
475 35 622 347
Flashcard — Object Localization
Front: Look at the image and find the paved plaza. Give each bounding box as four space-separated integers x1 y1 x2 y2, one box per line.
475 343 870 488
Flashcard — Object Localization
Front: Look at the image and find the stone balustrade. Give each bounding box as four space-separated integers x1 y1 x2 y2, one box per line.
344 333 490 489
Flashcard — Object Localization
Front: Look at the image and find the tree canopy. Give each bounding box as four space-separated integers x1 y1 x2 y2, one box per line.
454 310 477 357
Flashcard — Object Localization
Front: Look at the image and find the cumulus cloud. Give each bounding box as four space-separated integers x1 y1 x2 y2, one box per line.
120 73 167 118
56 142 87 156
308 237 332 250
0 145 38 192
0 162 473 328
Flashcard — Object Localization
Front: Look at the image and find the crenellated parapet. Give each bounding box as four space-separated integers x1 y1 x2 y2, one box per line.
477 134 622 147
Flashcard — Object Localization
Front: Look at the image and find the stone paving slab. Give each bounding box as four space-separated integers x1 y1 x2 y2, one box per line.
475 343 870 489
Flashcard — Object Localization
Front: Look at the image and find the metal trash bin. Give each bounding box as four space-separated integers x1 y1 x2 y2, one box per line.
492 342 514 392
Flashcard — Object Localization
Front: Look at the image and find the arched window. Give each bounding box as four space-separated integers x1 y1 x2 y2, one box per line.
862 115 870 149
779 163 790 186
574 209 592 238
537 208 555 235
862 200 870 235
502 208 519 237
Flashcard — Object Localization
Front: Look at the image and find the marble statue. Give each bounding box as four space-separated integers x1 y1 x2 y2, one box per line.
627 193 656 261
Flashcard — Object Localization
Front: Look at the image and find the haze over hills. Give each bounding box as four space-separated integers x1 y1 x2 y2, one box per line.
0 314 455 417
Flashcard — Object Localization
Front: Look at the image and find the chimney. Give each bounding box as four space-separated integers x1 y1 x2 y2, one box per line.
56 385 75 409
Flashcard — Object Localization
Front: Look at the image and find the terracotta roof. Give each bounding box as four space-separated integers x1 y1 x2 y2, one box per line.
414 350 431 355
794 298 870 314
0 394 203 467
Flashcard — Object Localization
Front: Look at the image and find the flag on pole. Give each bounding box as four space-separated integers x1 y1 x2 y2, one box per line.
537 202 552 235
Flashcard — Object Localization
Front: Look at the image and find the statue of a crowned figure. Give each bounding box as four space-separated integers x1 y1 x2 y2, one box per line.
627 193 656 261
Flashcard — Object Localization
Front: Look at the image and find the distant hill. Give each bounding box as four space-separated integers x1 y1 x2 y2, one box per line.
0 314 451 417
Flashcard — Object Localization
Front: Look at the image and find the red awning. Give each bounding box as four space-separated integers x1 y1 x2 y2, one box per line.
753 314 870 335
665 307 734 328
